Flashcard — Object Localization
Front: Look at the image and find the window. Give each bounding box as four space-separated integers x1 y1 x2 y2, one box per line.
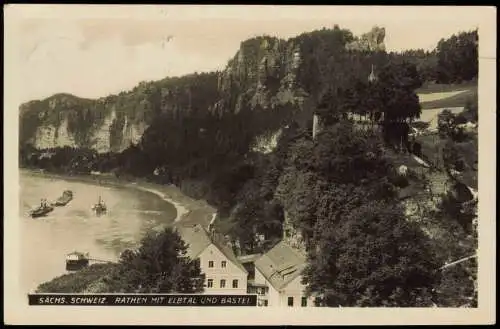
263 300 269 307
232 279 238 288
220 279 226 288
301 297 307 307
221 261 227 268
207 279 213 288
208 261 214 268
287 297 294 307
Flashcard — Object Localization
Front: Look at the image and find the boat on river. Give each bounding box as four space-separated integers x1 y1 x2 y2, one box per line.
30 199 54 218
66 251 90 271
91 196 107 216
54 190 73 207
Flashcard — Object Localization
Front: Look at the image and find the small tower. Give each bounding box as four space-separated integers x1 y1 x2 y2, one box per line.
312 113 320 140
368 64 377 84
207 212 217 234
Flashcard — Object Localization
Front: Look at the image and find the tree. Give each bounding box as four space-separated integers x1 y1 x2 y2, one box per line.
438 188 477 234
313 122 395 190
462 95 479 123
434 260 477 307
303 201 439 307
428 188 478 307
376 61 422 123
275 122 397 249
442 139 466 171
275 168 322 244
113 227 205 293
436 30 478 83
437 110 467 142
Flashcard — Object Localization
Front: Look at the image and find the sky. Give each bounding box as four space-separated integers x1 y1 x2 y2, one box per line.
5 5 487 104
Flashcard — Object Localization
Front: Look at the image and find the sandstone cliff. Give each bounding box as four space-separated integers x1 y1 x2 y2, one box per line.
346 26 386 52
19 26 387 153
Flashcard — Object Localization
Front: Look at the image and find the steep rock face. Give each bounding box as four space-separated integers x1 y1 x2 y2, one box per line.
33 124 57 149
22 97 148 153
20 26 386 153
19 73 219 152
346 26 386 52
91 109 116 153
120 116 148 151
33 117 77 149
214 36 309 117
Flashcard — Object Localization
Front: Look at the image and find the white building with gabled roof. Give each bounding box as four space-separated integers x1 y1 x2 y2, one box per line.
176 224 248 295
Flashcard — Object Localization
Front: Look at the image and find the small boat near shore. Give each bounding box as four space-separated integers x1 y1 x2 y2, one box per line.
91 196 107 216
66 251 90 271
54 190 73 207
30 199 54 218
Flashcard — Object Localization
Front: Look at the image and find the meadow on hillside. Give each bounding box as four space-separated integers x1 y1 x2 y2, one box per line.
417 82 478 110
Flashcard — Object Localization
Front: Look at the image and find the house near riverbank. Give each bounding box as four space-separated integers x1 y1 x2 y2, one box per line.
236 211 319 307
246 241 317 307
176 224 248 295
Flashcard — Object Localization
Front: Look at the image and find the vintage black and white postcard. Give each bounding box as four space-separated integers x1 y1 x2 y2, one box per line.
3 4 496 325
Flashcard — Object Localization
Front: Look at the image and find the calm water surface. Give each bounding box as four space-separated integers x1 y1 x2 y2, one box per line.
19 172 177 293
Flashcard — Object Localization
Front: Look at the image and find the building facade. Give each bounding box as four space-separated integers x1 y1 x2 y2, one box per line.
176 224 248 295
198 243 248 295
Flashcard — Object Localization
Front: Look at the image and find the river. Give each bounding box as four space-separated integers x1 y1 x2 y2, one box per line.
19 172 178 293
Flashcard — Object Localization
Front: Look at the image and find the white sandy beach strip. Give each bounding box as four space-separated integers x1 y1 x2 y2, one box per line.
131 185 189 222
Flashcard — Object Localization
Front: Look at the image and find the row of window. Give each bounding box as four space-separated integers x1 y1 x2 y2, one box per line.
288 297 308 307
208 260 226 268
247 287 269 295
257 297 309 307
207 279 238 289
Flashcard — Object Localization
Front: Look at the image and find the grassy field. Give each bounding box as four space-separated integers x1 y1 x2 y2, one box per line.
416 81 478 94
420 88 477 110
416 82 478 110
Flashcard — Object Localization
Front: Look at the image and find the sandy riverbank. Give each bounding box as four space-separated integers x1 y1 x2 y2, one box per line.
21 168 216 227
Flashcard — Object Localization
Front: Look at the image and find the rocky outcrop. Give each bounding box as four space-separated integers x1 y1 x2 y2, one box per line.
214 36 310 116
33 118 77 149
23 101 147 153
20 26 386 153
281 210 307 257
251 128 283 154
346 26 386 52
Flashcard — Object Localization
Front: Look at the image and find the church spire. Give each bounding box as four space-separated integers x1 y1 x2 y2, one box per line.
368 64 377 83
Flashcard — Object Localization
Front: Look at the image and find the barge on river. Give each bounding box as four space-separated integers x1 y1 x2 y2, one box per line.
30 199 54 218
54 190 73 207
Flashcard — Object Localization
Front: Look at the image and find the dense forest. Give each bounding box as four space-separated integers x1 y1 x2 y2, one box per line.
22 26 479 306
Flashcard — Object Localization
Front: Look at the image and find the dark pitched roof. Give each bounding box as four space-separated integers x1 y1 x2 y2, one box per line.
254 241 306 291
176 224 247 274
